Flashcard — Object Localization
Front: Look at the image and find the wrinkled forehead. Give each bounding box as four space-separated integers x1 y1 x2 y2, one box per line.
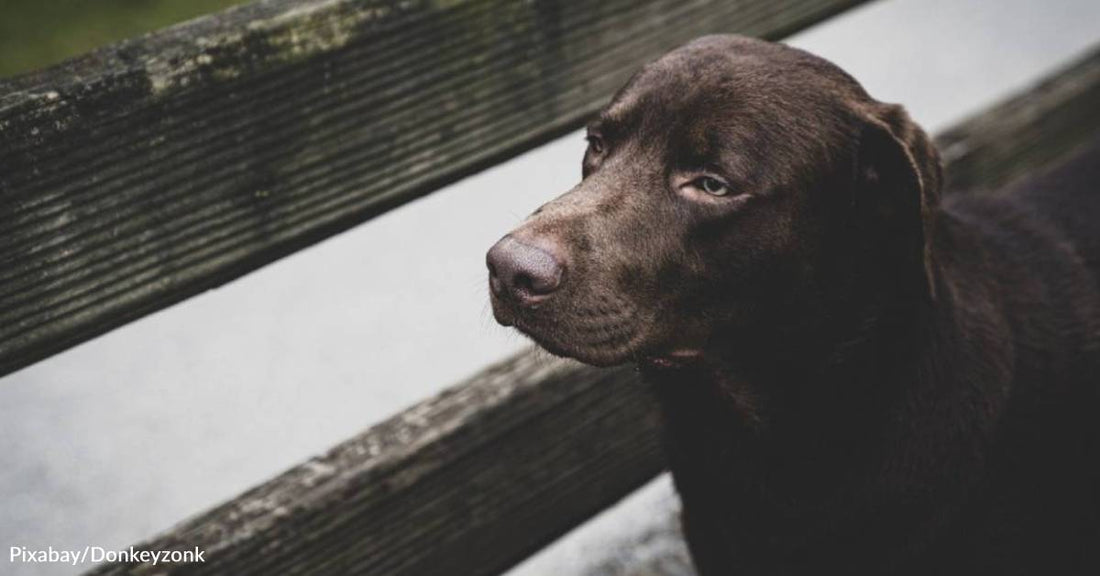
604 36 867 125
595 37 868 185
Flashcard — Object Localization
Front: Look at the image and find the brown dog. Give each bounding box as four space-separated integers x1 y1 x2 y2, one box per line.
488 35 1100 574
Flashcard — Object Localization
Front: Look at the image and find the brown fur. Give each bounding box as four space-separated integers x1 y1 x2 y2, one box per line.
488 35 1100 574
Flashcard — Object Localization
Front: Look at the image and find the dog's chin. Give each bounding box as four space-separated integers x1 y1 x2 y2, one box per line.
493 306 706 369
490 292 650 366
531 336 706 370
493 301 706 369
514 322 639 367
514 323 708 370
537 340 635 367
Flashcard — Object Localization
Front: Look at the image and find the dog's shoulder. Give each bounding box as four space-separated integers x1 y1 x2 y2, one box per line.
934 142 1100 391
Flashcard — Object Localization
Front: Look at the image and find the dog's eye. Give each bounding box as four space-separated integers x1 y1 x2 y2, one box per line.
695 176 730 196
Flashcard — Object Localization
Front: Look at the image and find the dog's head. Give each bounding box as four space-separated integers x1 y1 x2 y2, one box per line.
488 35 942 368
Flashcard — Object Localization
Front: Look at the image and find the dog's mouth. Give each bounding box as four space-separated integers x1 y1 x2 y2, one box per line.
490 290 654 367
491 290 707 368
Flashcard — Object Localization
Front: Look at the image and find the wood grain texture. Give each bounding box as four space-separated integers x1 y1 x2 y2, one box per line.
88 350 660 576
85 46 1100 576
936 44 1100 192
0 0 869 376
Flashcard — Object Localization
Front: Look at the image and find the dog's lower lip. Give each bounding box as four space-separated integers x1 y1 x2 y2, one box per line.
489 304 514 327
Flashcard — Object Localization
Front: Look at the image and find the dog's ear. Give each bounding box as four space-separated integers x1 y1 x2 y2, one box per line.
854 103 942 300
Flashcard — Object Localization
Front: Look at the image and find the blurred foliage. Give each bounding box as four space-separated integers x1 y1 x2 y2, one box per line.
0 0 250 79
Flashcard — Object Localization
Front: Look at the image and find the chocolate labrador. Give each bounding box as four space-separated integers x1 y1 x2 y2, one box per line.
487 35 1100 575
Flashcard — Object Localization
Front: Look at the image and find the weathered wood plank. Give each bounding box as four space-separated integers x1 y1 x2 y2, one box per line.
936 44 1100 192
0 0 869 376
86 48 1100 574
88 351 660 576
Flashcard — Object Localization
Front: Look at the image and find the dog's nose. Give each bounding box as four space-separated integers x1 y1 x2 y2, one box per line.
487 236 564 306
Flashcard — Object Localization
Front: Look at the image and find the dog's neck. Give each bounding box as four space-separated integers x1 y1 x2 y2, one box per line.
644 278 933 440
642 213 948 483
642 296 934 517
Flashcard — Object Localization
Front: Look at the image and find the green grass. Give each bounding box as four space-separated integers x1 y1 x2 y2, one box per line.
0 0 250 79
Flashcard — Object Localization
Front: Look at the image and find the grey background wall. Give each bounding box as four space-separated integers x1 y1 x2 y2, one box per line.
2 0 1098 574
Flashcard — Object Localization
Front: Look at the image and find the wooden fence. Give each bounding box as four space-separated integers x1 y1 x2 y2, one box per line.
1 0 1098 574
0 0 868 376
